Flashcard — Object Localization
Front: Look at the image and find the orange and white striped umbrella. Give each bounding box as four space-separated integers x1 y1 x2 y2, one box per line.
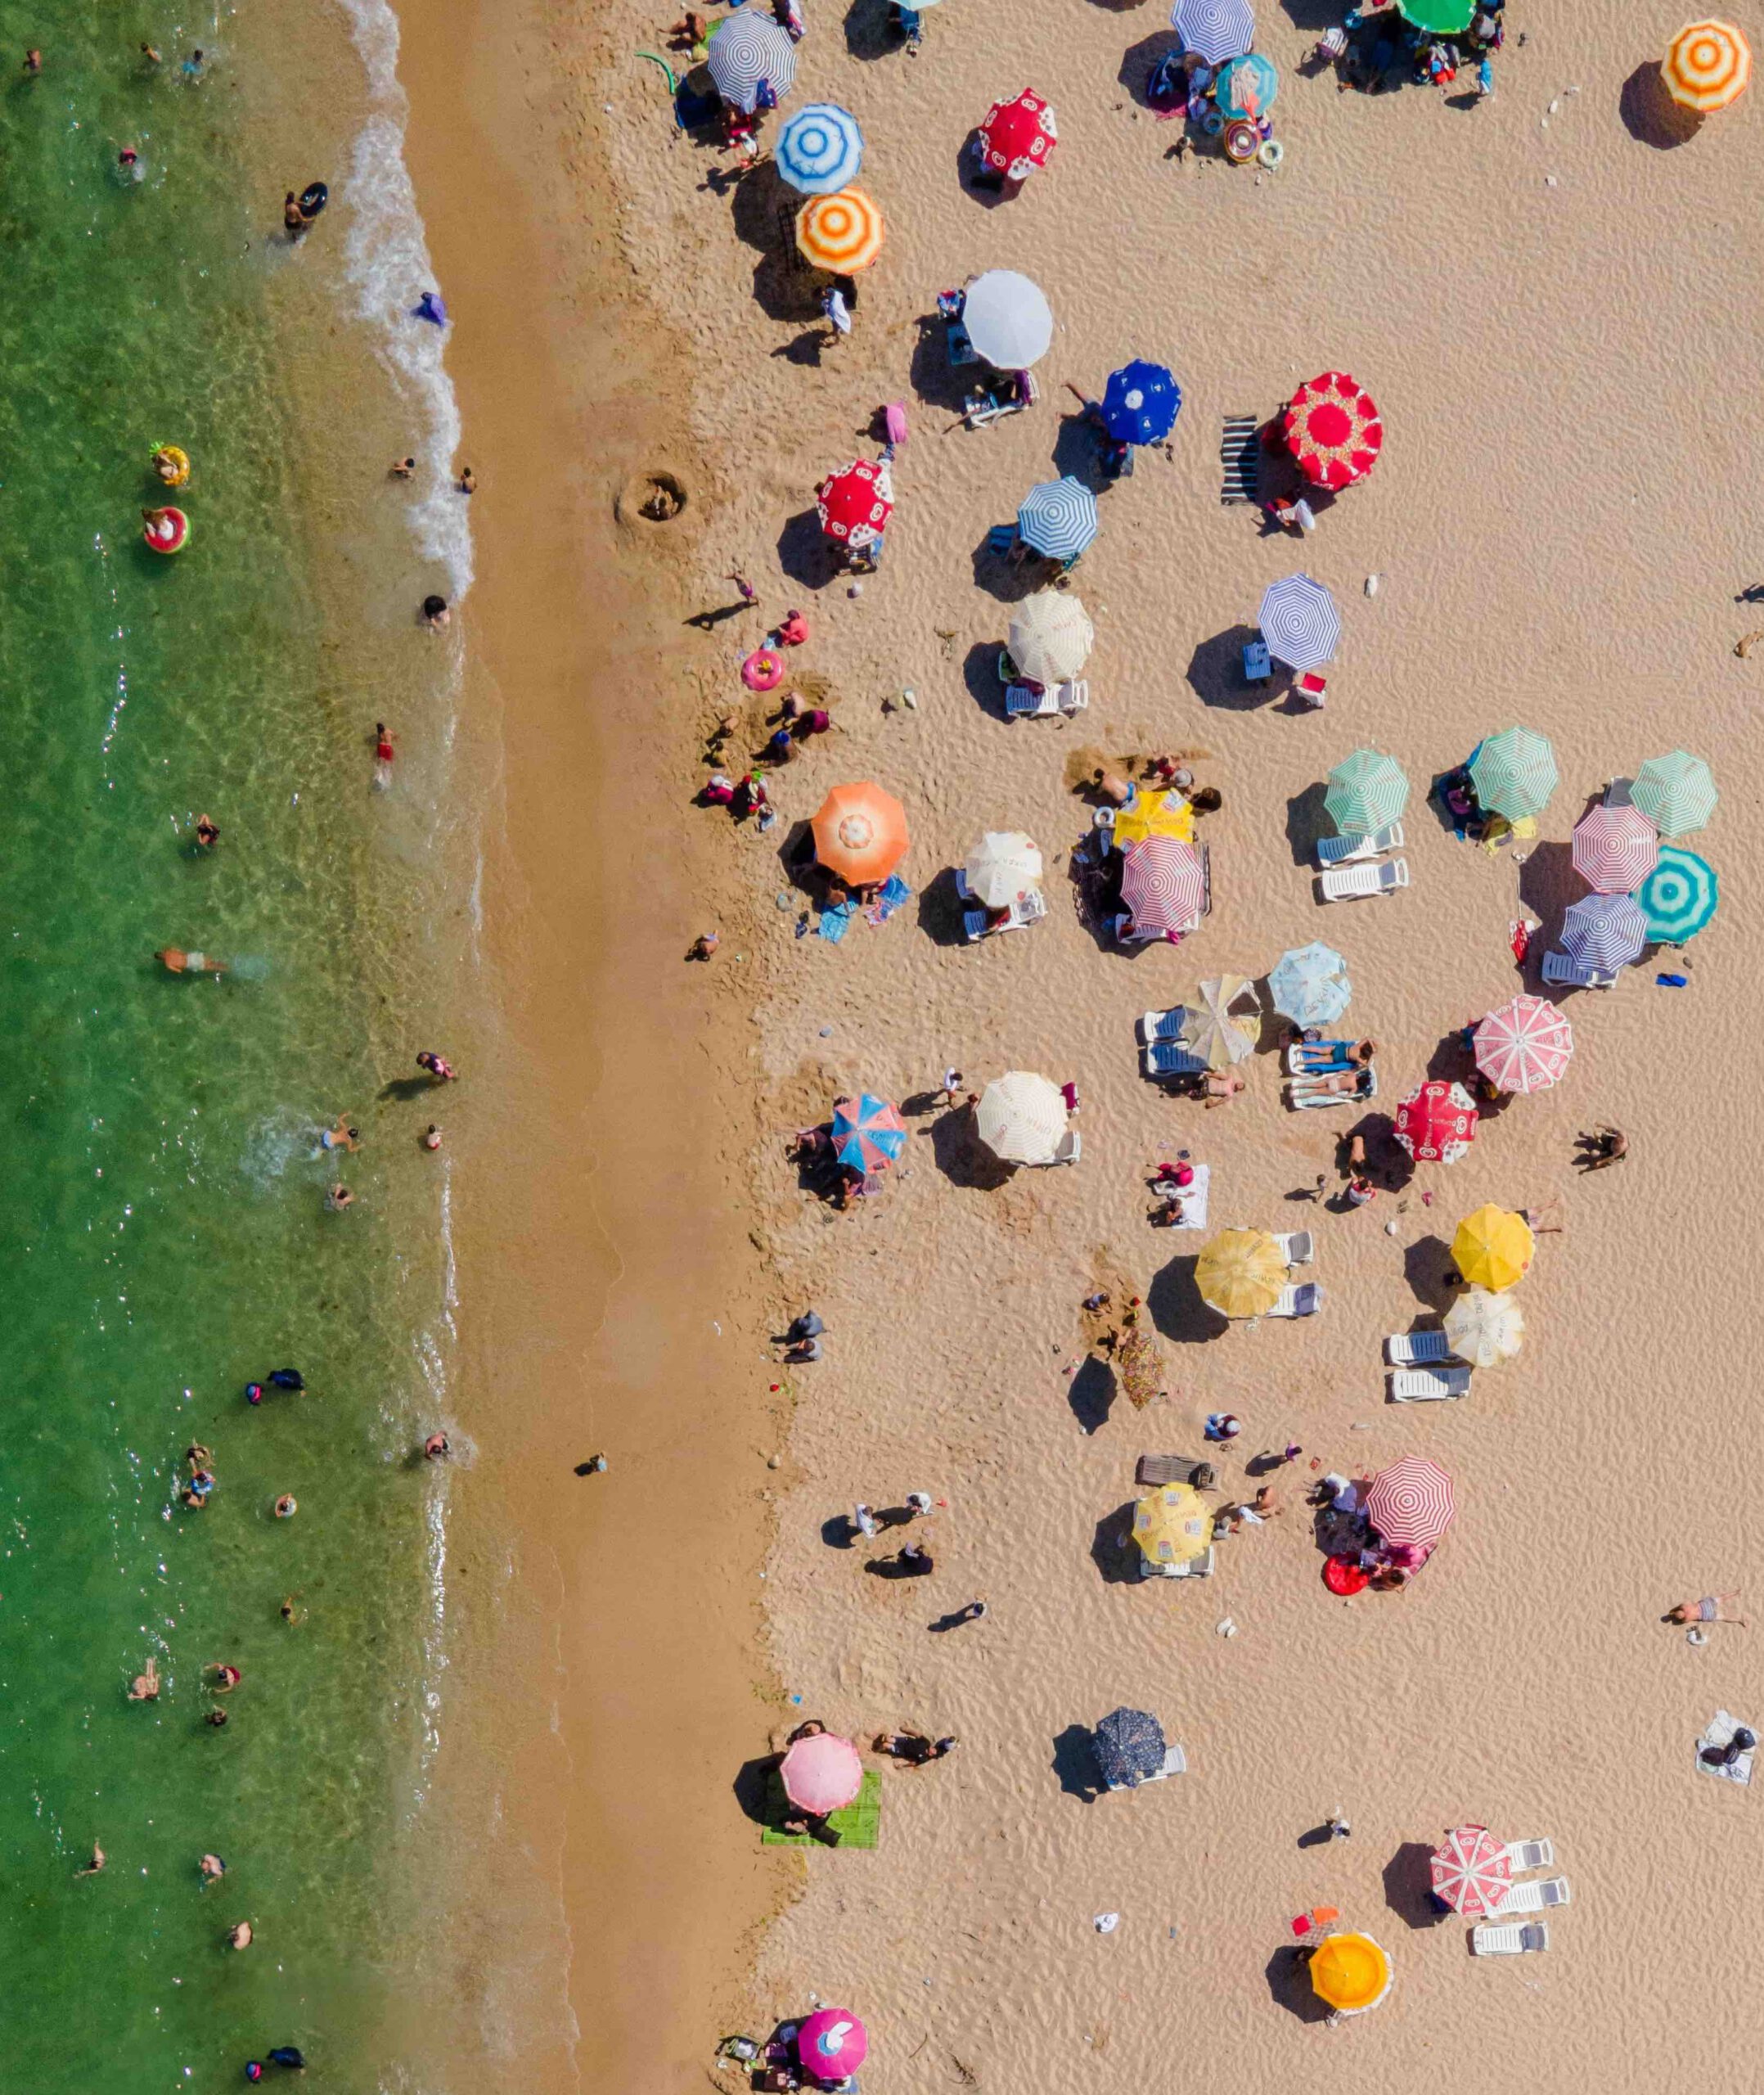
1663 18 1752 109
795 187 885 273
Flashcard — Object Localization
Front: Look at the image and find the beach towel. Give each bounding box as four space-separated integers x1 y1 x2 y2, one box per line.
816 903 857 943
1697 1710 1756 1786
1162 1162 1209 1228
864 874 911 926
761 1768 882 1847
884 401 907 447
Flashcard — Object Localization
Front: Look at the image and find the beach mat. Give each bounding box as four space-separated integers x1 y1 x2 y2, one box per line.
761 1768 882 1846
1697 1710 1755 1786
1220 414 1260 504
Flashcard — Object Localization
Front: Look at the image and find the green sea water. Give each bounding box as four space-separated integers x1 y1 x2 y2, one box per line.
0 9 469 2086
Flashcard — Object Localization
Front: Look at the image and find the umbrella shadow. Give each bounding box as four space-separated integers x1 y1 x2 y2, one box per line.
1384 1840 1451 1930
728 160 797 252
1517 840 1580 936
1090 1504 1143 1585
1186 624 1274 711
954 130 1010 206
1264 1945 1334 2025
1620 61 1703 148
1119 29 1180 106
776 507 838 591
732 1752 784 1827
751 248 826 326
910 312 982 414
970 532 1046 606
1068 1353 1116 1435
916 869 970 948
1146 1252 1230 1345
841 0 902 60
776 818 821 896
1402 1235 1460 1317
1424 1024 1478 1082
1284 782 1330 869
1051 411 1110 491
961 639 1013 722
1051 1724 1102 1802
928 1105 1015 1191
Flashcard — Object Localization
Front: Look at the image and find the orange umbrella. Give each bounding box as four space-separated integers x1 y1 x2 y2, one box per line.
1663 19 1751 109
812 782 909 885
795 187 885 273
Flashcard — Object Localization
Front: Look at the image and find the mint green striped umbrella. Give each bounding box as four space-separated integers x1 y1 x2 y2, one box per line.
1469 727 1558 822
1325 748 1409 836
1637 845 1718 943
1631 751 1717 838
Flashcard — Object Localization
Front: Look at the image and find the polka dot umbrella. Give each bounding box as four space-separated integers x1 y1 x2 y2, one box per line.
1284 372 1383 489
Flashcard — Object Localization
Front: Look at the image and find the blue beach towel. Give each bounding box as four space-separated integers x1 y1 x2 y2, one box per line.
816 903 857 944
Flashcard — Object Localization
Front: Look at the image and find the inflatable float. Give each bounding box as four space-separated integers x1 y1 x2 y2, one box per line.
151 444 191 487
142 505 189 554
298 181 328 222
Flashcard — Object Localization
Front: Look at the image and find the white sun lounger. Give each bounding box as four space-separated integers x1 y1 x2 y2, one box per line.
1140 1546 1215 1581
1316 822 1404 868
1505 1838 1555 1872
1499 1877 1570 1913
1386 1329 1454 1365
1388 1365 1471 1402
1472 1922 1550 1957
1287 1069 1378 1110
1266 1282 1323 1318
1052 1127 1081 1165
1006 683 1060 719
1273 1231 1314 1266
1318 858 1410 902
1542 948 1618 989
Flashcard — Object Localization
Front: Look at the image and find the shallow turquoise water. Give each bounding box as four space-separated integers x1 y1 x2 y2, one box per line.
0 12 456 2086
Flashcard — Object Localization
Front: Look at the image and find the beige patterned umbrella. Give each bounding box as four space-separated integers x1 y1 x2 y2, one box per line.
976 1071 1069 1165
1007 590 1093 686
1181 975 1259 1070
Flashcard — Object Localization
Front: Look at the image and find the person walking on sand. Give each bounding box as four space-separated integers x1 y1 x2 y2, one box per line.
1667 1595 1747 1628
726 570 758 607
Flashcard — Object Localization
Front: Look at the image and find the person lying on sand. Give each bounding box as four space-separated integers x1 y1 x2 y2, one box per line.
873 1732 956 1765
1667 1595 1747 1628
1575 1125 1627 1169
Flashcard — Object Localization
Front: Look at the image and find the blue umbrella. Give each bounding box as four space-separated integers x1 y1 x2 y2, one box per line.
1268 942 1352 1027
1017 477 1099 563
1637 845 1718 944
831 1093 907 1172
1100 360 1181 446
1093 1707 1168 1788
776 105 865 195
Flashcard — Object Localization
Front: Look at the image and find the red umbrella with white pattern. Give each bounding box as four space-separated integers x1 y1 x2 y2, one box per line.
1474 995 1573 1094
1393 1079 1478 1164
1284 371 1383 489
1431 1825 1513 1917
978 89 1058 180
817 458 893 550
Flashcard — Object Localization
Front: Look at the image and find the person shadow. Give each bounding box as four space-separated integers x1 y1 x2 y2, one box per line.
378 1075 439 1104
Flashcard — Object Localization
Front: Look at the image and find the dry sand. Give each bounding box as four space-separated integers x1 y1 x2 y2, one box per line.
403 0 1764 2088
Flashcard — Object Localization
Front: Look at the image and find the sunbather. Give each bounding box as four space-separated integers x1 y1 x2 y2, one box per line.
1293 1066 1374 1098
873 1731 956 1765
1667 1595 1748 1628
1202 1070 1244 1109
1575 1125 1627 1170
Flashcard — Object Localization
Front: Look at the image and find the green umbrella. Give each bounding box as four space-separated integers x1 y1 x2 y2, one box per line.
1637 845 1718 944
1469 726 1558 822
1631 751 1717 838
1397 0 1475 31
1325 748 1410 836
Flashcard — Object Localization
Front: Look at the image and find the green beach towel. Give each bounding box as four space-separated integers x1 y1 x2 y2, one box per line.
760 1768 882 1848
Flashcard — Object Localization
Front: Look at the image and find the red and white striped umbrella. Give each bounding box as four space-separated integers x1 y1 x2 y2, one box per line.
1572 804 1658 894
1365 1456 1456 1550
1474 994 1573 1094
1393 1079 1478 1164
1120 836 1204 939
1430 1825 1512 1917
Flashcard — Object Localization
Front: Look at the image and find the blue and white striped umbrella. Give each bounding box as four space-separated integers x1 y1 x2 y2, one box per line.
1170 0 1256 64
1560 893 1648 973
1258 573 1340 671
1101 359 1181 446
707 11 799 112
776 104 863 194
1017 477 1099 563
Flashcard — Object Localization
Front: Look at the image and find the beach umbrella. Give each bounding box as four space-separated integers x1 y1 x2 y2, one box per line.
1171 0 1256 65
1444 1286 1525 1368
1366 1454 1456 1551
830 1093 907 1173
1215 50 1278 117
1474 994 1573 1094
797 2010 868 2081
1393 1079 1478 1165
1181 975 1260 1069
1431 1827 1513 1918
1663 18 1752 109
1309 1933 1392 2016
1325 748 1409 835
1638 844 1719 943
1093 1706 1168 1788
816 458 893 549
976 1071 1069 1165
1113 788 1194 849
1560 892 1648 972
1258 574 1340 672
963 269 1054 368
796 187 885 273
1469 726 1557 821
1008 589 1093 684
1268 942 1351 1029
780 1732 863 1815
1195 1227 1286 1318
1100 359 1181 446
1132 1482 1214 1566
812 782 909 885
1120 836 1205 939
1631 751 1717 836
978 88 1058 180
1284 372 1382 489
1573 804 1659 894
1452 1205 1534 1292
707 10 798 111
965 830 1042 909
1017 477 1099 564
776 104 865 194
1397 0 1474 32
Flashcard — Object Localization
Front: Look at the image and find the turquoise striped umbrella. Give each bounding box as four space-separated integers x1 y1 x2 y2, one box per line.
1631 751 1717 837
1637 845 1719 943
1469 726 1558 822
1325 748 1409 836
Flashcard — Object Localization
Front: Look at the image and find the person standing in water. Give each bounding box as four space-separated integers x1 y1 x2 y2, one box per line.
373 721 394 792
76 1840 106 1876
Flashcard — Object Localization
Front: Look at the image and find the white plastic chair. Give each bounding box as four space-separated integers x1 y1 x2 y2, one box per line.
1471 1922 1550 1956
1386 1329 1453 1365
1316 822 1403 867
1274 1231 1314 1266
1052 1127 1081 1165
1500 1877 1569 1913
1266 1282 1323 1318
1505 1838 1555 1872
1542 948 1616 989
1318 858 1410 901
1388 1366 1471 1402
1056 678 1090 714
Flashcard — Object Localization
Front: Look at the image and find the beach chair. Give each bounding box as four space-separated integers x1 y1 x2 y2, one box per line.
1388 1366 1472 1402
1499 1877 1570 1913
1005 683 1060 719
1471 1922 1550 1957
1267 1282 1323 1318
1504 1838 1555 1872
1219 413 1260 504
1199 842 1213 918
1055 678 1089 714
1273 1231 1314 1267
962 908 992 943
1295 671 1328 708
1141 1007 1186 1042
1284 1038 1353 1075
1135 1454 1208 1487
1006 890 1048 930
1243 638 1272 683
1318 858 1411 902
1159 1743 1187 1777
1052 1127 1081 1165
985 523 1019 557
1542 948 1617 989
1143 1041 1207 1080
1386 1329 1453 1365
1316 822 1404 868
1287 1069 1377 1110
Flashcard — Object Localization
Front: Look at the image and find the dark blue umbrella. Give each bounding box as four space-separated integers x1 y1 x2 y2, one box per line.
1100 361 1181 446
1093 1706 1167 1788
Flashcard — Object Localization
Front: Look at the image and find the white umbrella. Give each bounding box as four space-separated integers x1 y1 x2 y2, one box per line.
1258 574 1341 672
1008 590 1092 685
1181 975 1259 1069
976 1071 1069 1165
706 11 799 111
963 270 1054 368
965 831 1043 910
1443 1286 1524 1368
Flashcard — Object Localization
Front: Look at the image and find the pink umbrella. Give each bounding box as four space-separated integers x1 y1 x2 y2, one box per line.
1572 804 1658 894
1365 1455 1455 1550
1393 1079 1478 1164
780 1732 863 1815
1119 836 1205 940
798 2008 868 2082
1474 994 1573 1094
1430 1824 1513 1917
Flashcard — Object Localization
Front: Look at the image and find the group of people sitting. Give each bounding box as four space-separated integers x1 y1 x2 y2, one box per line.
1311 1471 1433 1588
1318 0 1508 97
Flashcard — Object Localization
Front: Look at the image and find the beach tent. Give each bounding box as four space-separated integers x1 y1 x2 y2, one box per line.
1474 994 1573 1093
780 1732 864 1815
797 2010 868 2082
1309 1932 1392 2015
1325 748 1408 835
812 782 909 885
964 831 1042 909
1451 1205 1533 1292
1365 1455 1456 1550
1443 1286 1524 1368
1093 1707 1168 1788
978 89 1058 181
1572 804 1658 894
1100 360 1181 446
1181 975 1259 1069
796 187 885 273
1431 1826 1512 1917
1195 1227 1286 1318
975 1072 1069 1165
1638 845 1718 943
1119 836 1205 940
1017 477 1098 563
816 458 893 549
1393 1079 1478 1165
1469 726 1557 822
1631 750 1717 836
1258 574 1340 671
706 11 798 111
1268 942 1351 1029
1132 1482 1214 1566
1284 372 1382 489
776 105 864 194
1171 0 1255 65
830 1094 907 1173
1008 590 1093 684
962 269 1055 367
1663 18 1752 109
1559 892 1648 972
1112 788 1194 849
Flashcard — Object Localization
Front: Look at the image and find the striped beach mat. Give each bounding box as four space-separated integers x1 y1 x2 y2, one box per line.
1220 414 1260 503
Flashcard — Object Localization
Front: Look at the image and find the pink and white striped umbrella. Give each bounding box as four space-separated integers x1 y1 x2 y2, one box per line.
1365 1455 1456 1550
1430 1824 1512 1917
1474 995 1574 1094
1572 804 1658 894
1120 836 1205 939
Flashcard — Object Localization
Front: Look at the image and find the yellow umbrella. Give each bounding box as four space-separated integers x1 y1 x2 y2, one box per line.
1181 975 1259 1070
1663 18 1751 110
1132 1482 1213 1566
1310 1932 1392 2016
795 187 885 273
1113 788 1194 849
1195 1228 1287 1318
1451 1205 1534 1292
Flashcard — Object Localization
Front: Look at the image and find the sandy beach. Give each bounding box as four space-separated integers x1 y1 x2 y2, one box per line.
397 0 1762 2088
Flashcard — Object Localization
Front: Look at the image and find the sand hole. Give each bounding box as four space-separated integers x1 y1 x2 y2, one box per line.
618 470 688 525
